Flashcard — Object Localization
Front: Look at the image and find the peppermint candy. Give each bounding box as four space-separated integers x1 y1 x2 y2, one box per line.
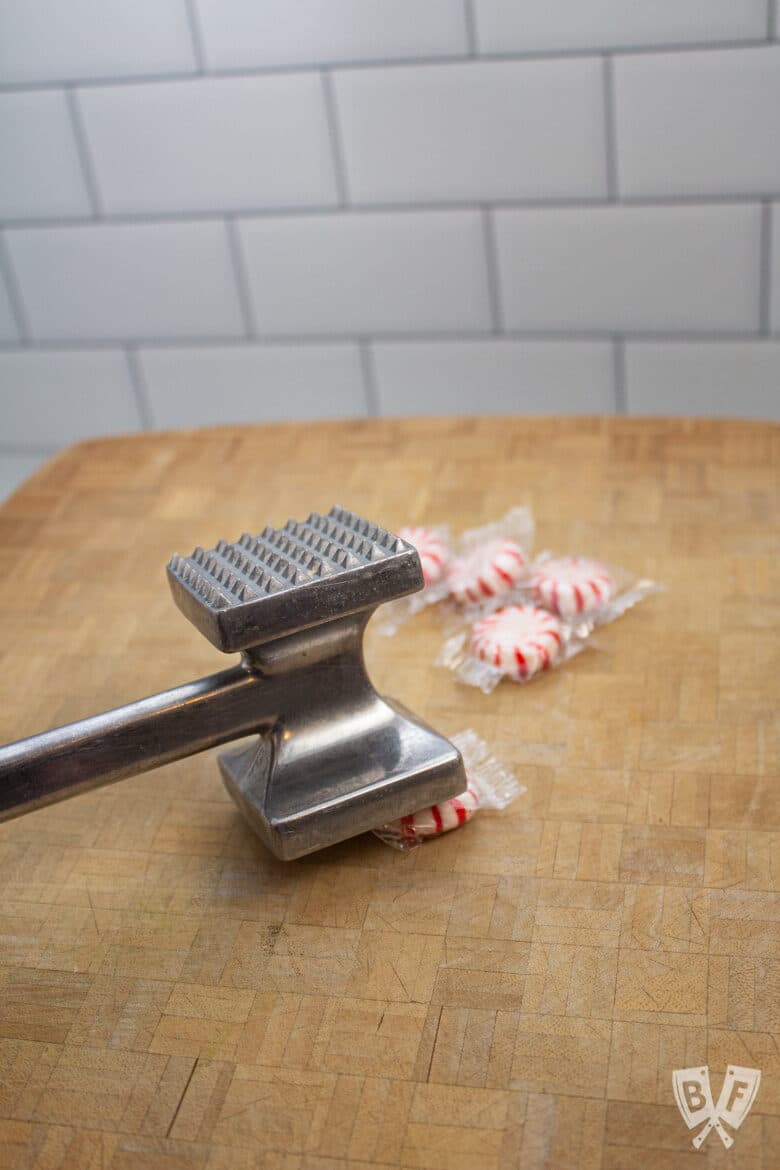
385 781 480 841
471 604 563 681
397 525 450 587
531 556 614 620
448 539 527 605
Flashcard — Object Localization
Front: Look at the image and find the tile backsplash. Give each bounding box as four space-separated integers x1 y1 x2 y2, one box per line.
1 0 779 499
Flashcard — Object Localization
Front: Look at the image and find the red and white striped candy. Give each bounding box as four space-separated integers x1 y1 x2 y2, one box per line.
531 556 614 620
448 539 527 605
387 781 480 841
471 604 563 680
398 526 450 587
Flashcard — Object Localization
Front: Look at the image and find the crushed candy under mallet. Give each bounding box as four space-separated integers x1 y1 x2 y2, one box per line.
373 729 524 849
383 780 480 842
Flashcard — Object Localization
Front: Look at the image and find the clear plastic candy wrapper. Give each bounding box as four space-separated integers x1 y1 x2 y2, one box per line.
437 554 662 693
527 552 662 629
438 603 580 692
375 523 454 635
373 729 524 850
445 506 535 609
377 507 535 635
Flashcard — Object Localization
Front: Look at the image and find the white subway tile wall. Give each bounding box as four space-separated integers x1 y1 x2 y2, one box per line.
615 46 780 197
237 211 492 335
772 203 780 333
625 341 780 418
473 0 769 54
371 339 615 415
0 275 19 342
139 343 366 427
194 1 469 70
0 0 196 84
0 91 90 220
1 5 779 500
494 204 761 333
0 350 141 444
334 59 607 203
79 75 339 215
6 221 245 341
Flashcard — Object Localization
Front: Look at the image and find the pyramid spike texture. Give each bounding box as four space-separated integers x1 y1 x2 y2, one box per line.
168 506 407 617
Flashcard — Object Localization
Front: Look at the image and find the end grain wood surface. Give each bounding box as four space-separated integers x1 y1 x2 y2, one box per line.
0 416 778 1170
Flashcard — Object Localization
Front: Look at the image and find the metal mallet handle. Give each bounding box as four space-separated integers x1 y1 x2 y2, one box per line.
0 664 267 819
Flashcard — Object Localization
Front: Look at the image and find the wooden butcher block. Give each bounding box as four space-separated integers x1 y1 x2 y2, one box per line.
0 416 778 1170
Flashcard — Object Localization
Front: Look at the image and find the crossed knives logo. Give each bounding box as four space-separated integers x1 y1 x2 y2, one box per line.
672 1065 761 1149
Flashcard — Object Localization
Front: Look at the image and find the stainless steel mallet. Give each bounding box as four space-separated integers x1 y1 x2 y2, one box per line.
0 505 466 858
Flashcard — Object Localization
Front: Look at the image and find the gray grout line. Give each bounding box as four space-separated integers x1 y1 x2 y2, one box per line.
0 37 774 93
602 55 619 200
224 217 257 337
184 0 208 73
65 86 103 217
0 232 32 342
1 194 775 234
1 330 777 354
359 341 380 416
0 442 59 457
759 200 773 335
463 0 479 56
612 337 627 413
481 208 504 333
124 346 155 430
454 35 776 59
0 71 199 94
321 71 350 207
769 0 777 40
